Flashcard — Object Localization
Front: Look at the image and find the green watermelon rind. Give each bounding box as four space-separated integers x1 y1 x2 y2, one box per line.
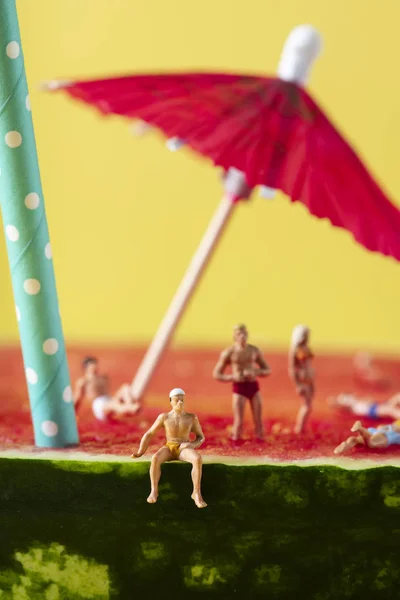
0 456 399 598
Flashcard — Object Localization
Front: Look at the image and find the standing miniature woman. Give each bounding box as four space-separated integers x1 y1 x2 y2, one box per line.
289 325 315 434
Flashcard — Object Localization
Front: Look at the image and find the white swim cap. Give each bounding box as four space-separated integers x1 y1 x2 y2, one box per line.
169 388 185 398
291 324 310 348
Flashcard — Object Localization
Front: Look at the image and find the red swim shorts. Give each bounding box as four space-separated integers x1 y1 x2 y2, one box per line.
232 380 260 400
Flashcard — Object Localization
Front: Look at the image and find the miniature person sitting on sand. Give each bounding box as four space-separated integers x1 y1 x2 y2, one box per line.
289 325 315 434
74 356 141 421
131 388 207 508
334 419 400 454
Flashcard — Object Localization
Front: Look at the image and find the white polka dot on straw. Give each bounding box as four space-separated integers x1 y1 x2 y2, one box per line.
23 278 41 295
26 367 38 384
63 386 73 403
25 192 40 210
6 225 19 242
44 243 52 259
41 420 58 437
5 131 22 148
43 338 59 355
6 41 20 59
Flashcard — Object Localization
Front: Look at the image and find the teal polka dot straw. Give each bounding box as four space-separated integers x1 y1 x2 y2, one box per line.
0 1 79 447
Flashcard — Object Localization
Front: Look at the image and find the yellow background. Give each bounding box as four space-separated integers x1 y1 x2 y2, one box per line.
1 0 399 351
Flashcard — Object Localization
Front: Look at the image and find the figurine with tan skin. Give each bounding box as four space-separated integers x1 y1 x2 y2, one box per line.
328 392 400 421
131 388 207 508
334 419 400 454
289 325 315 434
213 324 271 441
74 357 141 421
353 352 390 389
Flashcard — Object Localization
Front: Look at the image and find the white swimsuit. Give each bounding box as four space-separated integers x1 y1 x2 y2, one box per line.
92 395 112 421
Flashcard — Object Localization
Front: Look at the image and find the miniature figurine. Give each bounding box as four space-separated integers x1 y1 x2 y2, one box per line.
131 388 207 508
353 351 391 390
213 324 271 441
289 325 315 434
74 356 141 421
328 392 400 421
334 419 400 454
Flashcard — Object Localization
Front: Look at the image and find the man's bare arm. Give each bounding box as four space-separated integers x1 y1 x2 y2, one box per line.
213 349 232 382
182 415 205 450
255 349 271 377
132 414 165 458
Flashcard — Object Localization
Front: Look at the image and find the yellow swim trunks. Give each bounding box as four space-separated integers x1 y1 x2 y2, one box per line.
165 441 181 460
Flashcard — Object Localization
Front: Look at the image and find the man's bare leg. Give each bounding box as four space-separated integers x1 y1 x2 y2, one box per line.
232 394 246 441
102 401 134 420
376 405 399 420
351 421 388 448
390 408 400 420
327 394 350 409
109 402 140 418
376 395 400 420
294 391 313 434
350 420 373 441
101 385 141 419
387 394 400 409
179 448 207 508
114 384 141 413
250 392 264 440
148 446 172 503
334 435 364 455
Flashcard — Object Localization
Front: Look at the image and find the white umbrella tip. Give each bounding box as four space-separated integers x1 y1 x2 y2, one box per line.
131 120 153 136
40 79 72 91
166 137 185 151
278 24 322 85
287 25 322 50
259 186 276 199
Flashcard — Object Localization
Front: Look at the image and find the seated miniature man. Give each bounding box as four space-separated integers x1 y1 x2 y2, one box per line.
334 419 400 454
131 388 207 508
74 356 141 421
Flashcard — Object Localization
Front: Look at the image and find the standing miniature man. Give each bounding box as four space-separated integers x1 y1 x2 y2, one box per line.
74 356 141 421
289 325 315 434
213 324 271 441
131 388 207 508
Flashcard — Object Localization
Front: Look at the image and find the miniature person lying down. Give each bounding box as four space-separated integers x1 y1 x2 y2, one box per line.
74 356 141 421
328 392 400 421
334 419 400 454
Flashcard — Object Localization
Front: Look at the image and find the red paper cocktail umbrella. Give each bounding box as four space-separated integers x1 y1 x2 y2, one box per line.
44 25 400 400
